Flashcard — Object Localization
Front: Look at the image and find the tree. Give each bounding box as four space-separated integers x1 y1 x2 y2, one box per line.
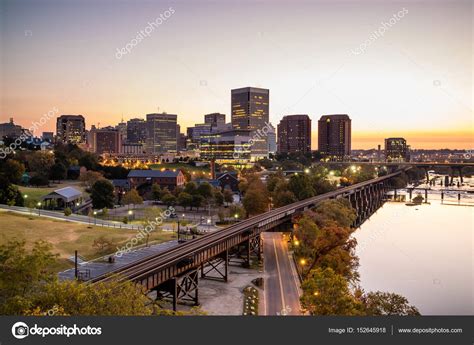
177 192 193 210
90 180 115 209
29 174 49 187
213 189 224 207
50 162 67 183
64 207 72 216
79 170 104 189
361 292 420 316
0 176 24 206
161 193 177 207
197 182 213 200
191 194 204 210
223 189 234 204
26 151 54 176
300 267 363 315
92 236 115 255
78 152 99 170
0 240 57 315
2 159 25 184
183 182 198 195
288 174 315 200
242 188 269 217
122 189 143 206
151 184 163 201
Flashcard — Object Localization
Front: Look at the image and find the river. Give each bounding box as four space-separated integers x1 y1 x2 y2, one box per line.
354 190 474 315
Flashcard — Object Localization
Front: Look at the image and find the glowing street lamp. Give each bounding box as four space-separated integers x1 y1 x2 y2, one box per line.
293 240 300 247
299 258 307 266
304 168 310 174
36 202 42 215
93 211 98 225
313 291 320 296
23 194 28 199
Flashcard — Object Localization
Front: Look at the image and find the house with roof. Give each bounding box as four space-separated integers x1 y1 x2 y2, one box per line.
127 169 185 191
216 172 239 192
40 186 83 210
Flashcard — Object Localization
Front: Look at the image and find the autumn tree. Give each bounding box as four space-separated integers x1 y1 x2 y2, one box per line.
90 179 115 209
360 291 420 316
300 267 363 315
122 189 143 207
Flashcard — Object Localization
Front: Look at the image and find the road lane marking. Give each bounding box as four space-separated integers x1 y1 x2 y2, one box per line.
273 235 286 313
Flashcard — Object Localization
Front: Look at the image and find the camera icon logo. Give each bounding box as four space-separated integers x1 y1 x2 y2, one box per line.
12 322 29 339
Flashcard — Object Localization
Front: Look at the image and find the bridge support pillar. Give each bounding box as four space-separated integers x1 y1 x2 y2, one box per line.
154 269 199 311
201 250 229 282
424 189 428 203
250 234 262 261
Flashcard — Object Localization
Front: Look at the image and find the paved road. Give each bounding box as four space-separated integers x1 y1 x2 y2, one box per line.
0 204 143 230
262 232 302 315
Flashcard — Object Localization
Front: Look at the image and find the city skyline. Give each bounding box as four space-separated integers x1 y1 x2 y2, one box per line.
1 0 472 149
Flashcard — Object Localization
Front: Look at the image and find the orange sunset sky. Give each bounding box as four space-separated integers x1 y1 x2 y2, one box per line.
1 0 472 149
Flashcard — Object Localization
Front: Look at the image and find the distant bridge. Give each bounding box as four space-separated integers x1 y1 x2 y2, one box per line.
88 170 407 310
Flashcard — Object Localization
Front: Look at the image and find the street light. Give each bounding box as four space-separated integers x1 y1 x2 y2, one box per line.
313 291 319 296
299 258 307 266
36 202 42 215
293 240 300 247
304 168 310 174
24 194 28 199
93 211 97 225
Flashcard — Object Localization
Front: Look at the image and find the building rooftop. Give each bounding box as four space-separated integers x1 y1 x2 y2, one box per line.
128 169 181 178
41 186 82 202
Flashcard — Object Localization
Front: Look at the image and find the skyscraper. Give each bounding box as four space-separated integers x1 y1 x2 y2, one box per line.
204 113 226 130
126 118 147 144
92 127 121 154
385 137 409 162
277 115 311 154
56 115 86 144
146 113 178 154
231 87 269 159
318 114 351 161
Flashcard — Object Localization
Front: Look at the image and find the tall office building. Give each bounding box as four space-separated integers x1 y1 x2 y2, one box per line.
267 124 277 155
318 114 351 161
56 115 86 144
385 137 409 162
277 115 311 154
127 118 147 144
91 127 121 154
0 118 23 139
231 87 269 160
146 113 178 154
204 113 226 131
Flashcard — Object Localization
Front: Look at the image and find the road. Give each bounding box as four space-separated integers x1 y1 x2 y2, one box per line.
0 204 143 230
262 232 302 315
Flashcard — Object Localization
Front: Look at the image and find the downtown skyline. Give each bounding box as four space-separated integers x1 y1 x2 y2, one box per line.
1 0 472 149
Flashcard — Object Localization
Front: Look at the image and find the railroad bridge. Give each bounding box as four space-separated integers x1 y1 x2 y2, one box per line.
90 170 404 310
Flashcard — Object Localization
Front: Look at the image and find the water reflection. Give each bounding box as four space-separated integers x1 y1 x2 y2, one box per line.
354 197 473 315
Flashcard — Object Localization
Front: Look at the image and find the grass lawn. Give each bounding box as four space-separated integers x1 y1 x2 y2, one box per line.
0 211 177 271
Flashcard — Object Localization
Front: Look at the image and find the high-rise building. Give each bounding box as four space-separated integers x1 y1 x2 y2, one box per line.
56 115 86 144
267 124 277 155
0 118 23 139
231 87 269 160
318 114 351 161
385 137 409 162
95 127 121 154
126 118 147 145
200 129 252 163
204 113 226 131
146 113 178 154
115 120 127 144
277 115 311 154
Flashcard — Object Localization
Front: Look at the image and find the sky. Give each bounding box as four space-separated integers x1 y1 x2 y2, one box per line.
0 0 472 149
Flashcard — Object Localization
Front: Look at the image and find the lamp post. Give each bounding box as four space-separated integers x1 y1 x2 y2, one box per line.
37 202 42 216
93 211 97 225
128 210 133 221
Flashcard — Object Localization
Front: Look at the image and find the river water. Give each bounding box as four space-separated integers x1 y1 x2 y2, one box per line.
354 193 474 315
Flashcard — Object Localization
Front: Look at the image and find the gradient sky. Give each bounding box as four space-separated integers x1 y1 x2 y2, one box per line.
1 0 472 149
